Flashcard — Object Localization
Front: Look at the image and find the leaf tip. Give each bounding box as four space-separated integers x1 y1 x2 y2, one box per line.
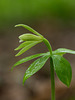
22 81 25 86
14 48 18 51
14 47 20 51
15 54 19 57
23 78 26 86
15 24 24 28
14 25 18 27
15 24 21 27
11 67 14 72
66 80 71 88
66 83 70 88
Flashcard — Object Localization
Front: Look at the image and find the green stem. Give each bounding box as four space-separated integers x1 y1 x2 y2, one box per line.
50 57 55 100
43 38 55 100
43 38 52 55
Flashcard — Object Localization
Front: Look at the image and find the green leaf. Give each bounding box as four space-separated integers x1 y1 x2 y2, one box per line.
11 52 50 71
52 55 72 87
15 41 35 50
23 55 50 85
15 24 43 37
15 41 41 56
53 48 75 55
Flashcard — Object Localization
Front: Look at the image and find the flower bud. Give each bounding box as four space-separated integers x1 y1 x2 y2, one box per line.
19 33 43 41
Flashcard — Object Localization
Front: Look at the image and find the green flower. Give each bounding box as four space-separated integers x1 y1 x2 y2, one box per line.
14 24 44 57
19 33 43 42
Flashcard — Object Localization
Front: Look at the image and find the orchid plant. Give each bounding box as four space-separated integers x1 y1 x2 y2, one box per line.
12 24 75 100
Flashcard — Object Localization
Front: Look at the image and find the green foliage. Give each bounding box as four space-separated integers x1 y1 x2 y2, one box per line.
12 48 75 70
23 55 50 85
53 48 75 55
12 52 49 71
52 55 72 87
12 24 75 100
15 41 42 56
12 24 75 87
15 41 33 51
15 24 42 37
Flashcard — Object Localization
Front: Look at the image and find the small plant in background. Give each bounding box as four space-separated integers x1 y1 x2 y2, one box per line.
12 24 75 100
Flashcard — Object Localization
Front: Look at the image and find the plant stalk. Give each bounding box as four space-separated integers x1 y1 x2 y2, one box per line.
43 38 55 100
43 38 52 56
50 57 55 100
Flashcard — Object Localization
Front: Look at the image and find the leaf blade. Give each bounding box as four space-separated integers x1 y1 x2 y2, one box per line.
15 41 41 56
11 52 50 71
52 55 72 87
53 48 75 55
23 55 50 85
15 41 34 50
15 24 42 37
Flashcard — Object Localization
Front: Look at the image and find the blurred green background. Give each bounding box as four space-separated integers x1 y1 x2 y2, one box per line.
0 0 75 100
0 0 75 28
